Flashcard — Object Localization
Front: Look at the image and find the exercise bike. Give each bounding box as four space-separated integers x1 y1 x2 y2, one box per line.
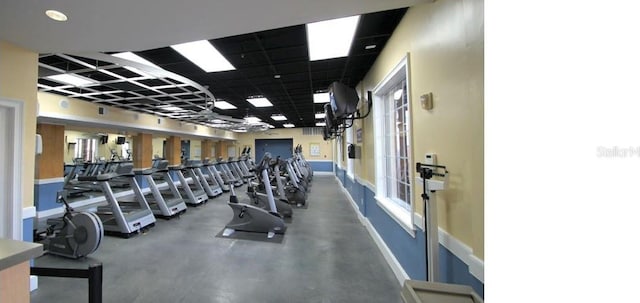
35 191 104 259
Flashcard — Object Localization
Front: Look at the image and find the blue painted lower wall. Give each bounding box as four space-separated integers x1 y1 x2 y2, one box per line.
134 175 150 189
23 215 35 267
23 217 34 242
334 165 484 298
34 181 65 211
307 160 333 172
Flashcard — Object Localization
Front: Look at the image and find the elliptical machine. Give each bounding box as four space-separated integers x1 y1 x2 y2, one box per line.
36 191 104 259
222 153 286 239
245 157 294 217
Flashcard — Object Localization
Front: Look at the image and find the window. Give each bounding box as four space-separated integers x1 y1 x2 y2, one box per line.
384 80 410 208
373 55 414 233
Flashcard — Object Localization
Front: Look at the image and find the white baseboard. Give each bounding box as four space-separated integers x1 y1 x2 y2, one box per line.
439 228 484 283
340 175 485 284
34 177 65 185
30 275 38 292
340 185 409 285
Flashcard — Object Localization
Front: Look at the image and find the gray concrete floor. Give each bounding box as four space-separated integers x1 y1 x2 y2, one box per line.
31 175 401 303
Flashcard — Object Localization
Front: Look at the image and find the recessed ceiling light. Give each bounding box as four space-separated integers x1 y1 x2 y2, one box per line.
45 10 68 22
283 123 295 128
246 97 273 107
316 122 326 127
271 114 287 121
315 113 326 119
214 101 237 110
171 40 235 73
274 75 281 79
313 92 330 103
46 74 96 86
306 15 360 61
365 44 377 50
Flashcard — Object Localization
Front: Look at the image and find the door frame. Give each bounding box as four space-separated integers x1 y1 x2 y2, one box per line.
0 97 24 240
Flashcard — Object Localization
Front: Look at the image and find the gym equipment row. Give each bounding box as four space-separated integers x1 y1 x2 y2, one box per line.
222 146 315 239
35 146 309 258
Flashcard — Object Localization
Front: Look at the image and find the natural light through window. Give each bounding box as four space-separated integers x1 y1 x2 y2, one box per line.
373 56 413 233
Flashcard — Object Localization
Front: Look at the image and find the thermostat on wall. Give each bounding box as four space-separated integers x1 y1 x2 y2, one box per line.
425 153 436 165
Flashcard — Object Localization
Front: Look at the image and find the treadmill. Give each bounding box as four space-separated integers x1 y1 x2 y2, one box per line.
185 160 222 198
167 165 208 206
78 165 156 238
194 160 225 196
217 159 243 187
203 158 230 192
120 162 188 219
227 157 248 183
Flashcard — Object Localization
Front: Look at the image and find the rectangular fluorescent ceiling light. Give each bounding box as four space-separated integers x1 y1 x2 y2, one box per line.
159 106 183 111
313 92 330 103
171 40 235 72
306 15 360 61
316 122 326 126
46 74 96 86
245 117 261 124
271 114 287 121
246 97 273 107
315 113 326 119
112 52 160 68
283 123 295 128
214 101 237 110
112 52 160 78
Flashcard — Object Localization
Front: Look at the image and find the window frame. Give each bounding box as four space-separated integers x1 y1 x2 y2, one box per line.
372 54 415 236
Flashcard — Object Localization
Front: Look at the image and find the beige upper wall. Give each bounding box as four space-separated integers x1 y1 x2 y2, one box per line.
189 140 202 160
152 137 166 158
0 41 38 208
356 0 484 258
38 91 238 141
236 128 333 161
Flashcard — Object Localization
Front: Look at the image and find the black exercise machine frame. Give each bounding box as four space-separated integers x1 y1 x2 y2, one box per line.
31 263 103 303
